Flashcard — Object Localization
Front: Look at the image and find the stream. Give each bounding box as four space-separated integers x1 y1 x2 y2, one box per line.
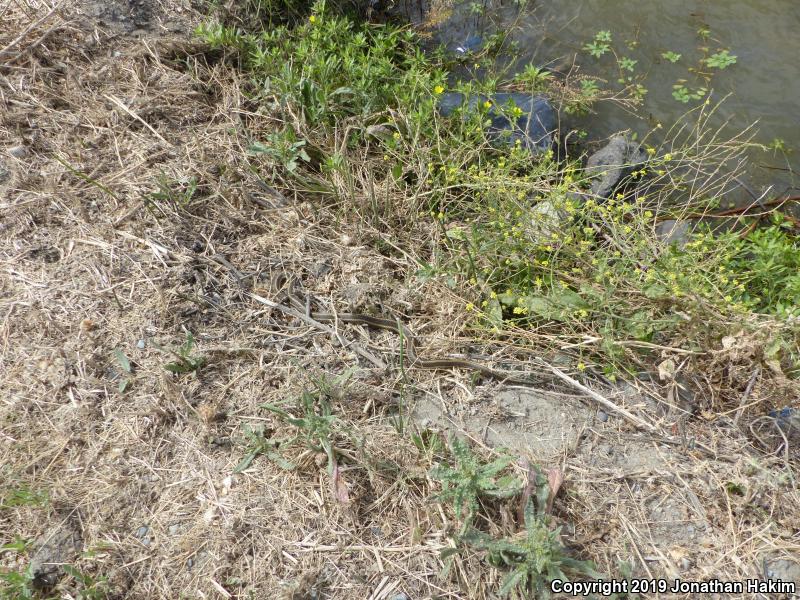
402 0 799 198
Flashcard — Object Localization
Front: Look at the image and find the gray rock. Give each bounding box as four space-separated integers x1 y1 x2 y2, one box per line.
0 160 11 184
7 145 28 159
29 519 83 589
529 199 566 239
438 92 556 155
764 558 800 586
136 338 146 349
655 220 693 248
585 135 648 198
135 525 150 546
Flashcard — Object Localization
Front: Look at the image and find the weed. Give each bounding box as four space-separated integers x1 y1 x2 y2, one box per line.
514 64 552 93
583 30 612 58
156 331 205 374
234 424 296 473
62 565 109 600
112 348 133 393
147 174 199 207
0 563 37 600
766 138 790 154
618 57 637 72
460 499 600 597
0 485 48 509
661 50 681 63
704 49 737 69
259 370 354 476
249 130 310 174
429 436 522 531
671 81 707 103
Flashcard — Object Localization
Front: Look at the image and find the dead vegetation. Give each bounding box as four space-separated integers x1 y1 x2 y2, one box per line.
1 1 799 599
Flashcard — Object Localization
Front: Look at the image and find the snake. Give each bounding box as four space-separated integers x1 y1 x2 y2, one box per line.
263 270 541 386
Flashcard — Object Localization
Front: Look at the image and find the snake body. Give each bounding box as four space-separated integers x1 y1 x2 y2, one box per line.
273 273 538 385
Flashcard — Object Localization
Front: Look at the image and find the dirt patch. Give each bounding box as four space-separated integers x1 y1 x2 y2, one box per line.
414 388 593 459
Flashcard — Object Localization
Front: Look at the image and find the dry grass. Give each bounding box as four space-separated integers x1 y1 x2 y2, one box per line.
2 1 799 599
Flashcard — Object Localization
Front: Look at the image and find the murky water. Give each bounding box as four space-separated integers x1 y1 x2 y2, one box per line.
407 0 800 195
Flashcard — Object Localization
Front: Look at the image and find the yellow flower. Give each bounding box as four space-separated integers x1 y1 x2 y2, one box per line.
663 153 673 162
433 85 445 95
577 362 586 371
483 100 492 109
465 302 475 311
309 15 317 23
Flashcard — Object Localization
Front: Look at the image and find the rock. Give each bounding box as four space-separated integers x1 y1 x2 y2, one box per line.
7 145 28 159
764 558 800 587
136 339 146 349
655 219 692 248
28 519 83 589
452 35 482 55
585 135 647 198
135 525 151 546
768 407 799 440
0 159 11 184
438 92 557 155
597 410 609 422
529 199 566 238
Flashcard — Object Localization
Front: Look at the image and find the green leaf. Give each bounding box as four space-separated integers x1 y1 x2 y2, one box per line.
499 569 527 597
113 348 132 374
234 450 258 473
391 163 403 180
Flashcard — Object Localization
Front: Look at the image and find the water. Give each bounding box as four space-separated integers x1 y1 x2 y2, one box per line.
406 0 800 197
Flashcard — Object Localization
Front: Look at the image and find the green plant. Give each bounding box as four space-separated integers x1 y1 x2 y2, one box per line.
62 565 109 600
258 372 357 502
671 81 707 103
147 174 198 207
704 49 737 69
157 331 205 374
661 50 681 63
429 436 522 530
564 78 601 115
234 424 296 473
0 485 49 509
766 138 790 154
250 130 310 174
515 64 552 93
618 57 637 72
0 539 37 600
720 215 800 318
459 499 600 597
0 564 37 600
112 348 133 393
583 30 612 58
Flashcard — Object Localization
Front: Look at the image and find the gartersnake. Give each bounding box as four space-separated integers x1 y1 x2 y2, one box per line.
264 272 541 386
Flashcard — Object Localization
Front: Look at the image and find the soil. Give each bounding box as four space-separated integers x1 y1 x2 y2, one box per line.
1 1 799 598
